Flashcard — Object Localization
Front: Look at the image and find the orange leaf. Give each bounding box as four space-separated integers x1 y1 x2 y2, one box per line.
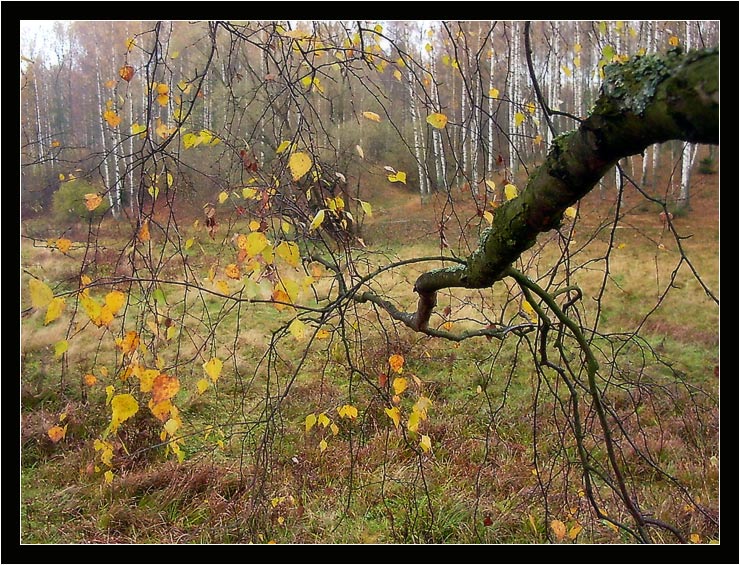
225 263 241 280
138 220 151 242
152 374 180 403
119 64 135 82
47 425 67 443
389 354 404 373
84 193 103 211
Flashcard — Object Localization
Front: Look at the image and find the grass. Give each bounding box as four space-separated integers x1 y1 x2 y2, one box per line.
19 167 719 545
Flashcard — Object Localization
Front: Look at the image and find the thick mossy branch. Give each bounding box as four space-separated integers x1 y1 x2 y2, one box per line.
405 48 718 332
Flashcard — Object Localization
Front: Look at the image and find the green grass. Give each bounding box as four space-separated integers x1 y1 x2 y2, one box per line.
20 183 719 544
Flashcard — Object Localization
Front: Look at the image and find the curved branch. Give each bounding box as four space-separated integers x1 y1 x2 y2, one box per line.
405 48 718 330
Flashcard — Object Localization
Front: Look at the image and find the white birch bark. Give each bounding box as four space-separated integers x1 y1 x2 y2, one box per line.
507 21 520 176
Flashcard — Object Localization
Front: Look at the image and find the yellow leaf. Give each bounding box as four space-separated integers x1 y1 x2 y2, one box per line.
276 241 301 268
103 109 122 128
387 171 407 184
225 263 241 280
245 231 269 257
526 102 536 114
131 122 146 136
393 69 402 81
362 111 381 122
564 207 577 219
318 413 330 428
355 145 364 159
389 354 405 373
47 425 67 443
514 112 526 127
288 152 312 181
44 297 66 325
104 470 114 484
59 173 65 181
317 328 330 339
385 406 400 428
84 193 103 211
338 405 358 419
56 238 72 254
689 533 700 544
104 290 126 315
29 278 54 309
330 423 339 435
419 434 432 453
138 220 151 242
504 183 518 201
319 439 328 452
551 519 567 541
413 396 432 419
568 523 583 540
276 140 291 154
54 340 68 358
392 377 408 395
203 357 223 382
309 209 326 231
407 410 421 433
289 318 305 341
110 393 139 431
164 417 180 437
522 300 538 323
426 113 448 129
488 87 500 98
483 211 494 225
305 413 317 432
216 280 229 295
218 191 229 204
668 35 680 47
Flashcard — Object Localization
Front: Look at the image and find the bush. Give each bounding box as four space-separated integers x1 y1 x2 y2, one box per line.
698 156 715 174
51 178 111 223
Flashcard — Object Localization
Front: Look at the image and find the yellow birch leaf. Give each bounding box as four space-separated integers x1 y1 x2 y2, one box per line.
59 173 65 181
103 470 114 484
419 434 432 452
203 357 223 382
139 368 158 392
483 211 494 225
330 423 339 435
355 145 364 159
488 87 500 98
413 396 432 419
197 378 209 394
289 318 305 341
225 263 241 280
551 519 567 541
689 533 700 543
288 152 312 181
245 231 269 257
110 393 139 431
56 238 72 254
272 289 290 311
565 207 577 219
164 418 180 437
185 238 195 250
393 69 402 81
131 122 146 136
104 290 126 315
305 413 317 432
103 109 122 128
514 112 526 127
426 113 448 129
317 329 330 339
359 200 373 217
522 300 538 323
568 523 583 540
392 377 408 395
215 280 229 295
387 171 407 184
318 413 330 428
276 241 301 267
80 293 102 324
407 410 420 433
47 425 67 443
218 191 229 204
117 331 139 354
668 36 680 47
29 278 54 309
54 340 68 358
309 209 326 231
138 220 151 242
44 297 65 325
574 55 581 68
562 65 572 77
504 183 519 200
84 193 103 211
526 102 537 114
338 404 358 419
389 354 405 373
319 439 328 452
362 111 381 122
534 134 543 146
84 373 97 386
276 140 291 154
385 406 401 428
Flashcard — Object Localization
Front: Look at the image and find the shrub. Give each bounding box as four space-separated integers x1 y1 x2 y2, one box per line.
51 178 111 223
698 156 715 175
